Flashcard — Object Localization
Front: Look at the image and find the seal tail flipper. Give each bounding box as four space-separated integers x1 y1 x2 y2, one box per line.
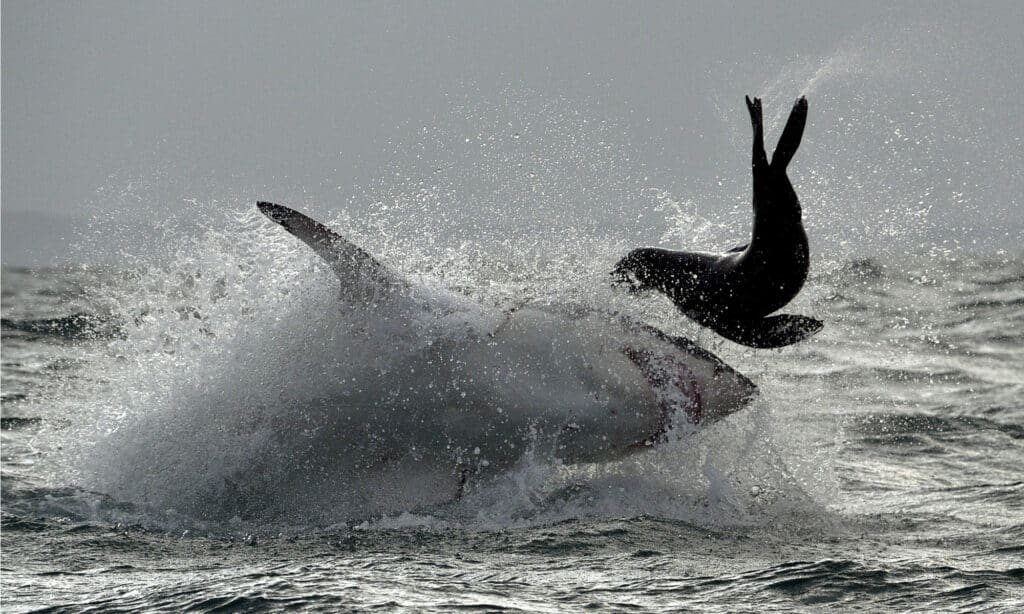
710 314 823 349
770 96 808 170
745 95 769 170
257 201 406 299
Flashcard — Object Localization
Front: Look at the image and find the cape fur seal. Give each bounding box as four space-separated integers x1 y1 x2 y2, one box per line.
612 96 822 348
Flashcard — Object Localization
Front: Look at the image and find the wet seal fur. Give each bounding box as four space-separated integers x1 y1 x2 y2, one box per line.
612 96 823 348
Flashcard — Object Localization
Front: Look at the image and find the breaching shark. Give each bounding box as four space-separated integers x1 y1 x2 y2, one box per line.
255 201 758 506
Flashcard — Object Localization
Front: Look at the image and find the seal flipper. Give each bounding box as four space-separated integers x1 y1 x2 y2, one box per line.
770 97 807 170
745 95 769 170
708 314 823 349
257 201 407 300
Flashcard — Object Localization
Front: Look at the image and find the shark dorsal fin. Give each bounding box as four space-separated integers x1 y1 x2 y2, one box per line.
257 201 406 302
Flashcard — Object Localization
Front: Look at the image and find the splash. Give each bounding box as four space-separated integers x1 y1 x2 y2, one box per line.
38 202 827 531
38 95 840 532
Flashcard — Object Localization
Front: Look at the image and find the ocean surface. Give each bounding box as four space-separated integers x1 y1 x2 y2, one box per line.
2 240 1022 611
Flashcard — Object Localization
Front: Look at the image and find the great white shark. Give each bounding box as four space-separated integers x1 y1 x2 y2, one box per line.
255 201 758 505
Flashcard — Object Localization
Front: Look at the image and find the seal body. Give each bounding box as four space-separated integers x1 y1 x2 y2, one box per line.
613 96 821 348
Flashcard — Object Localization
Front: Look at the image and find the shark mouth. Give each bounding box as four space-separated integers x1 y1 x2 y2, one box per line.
623 346 703 449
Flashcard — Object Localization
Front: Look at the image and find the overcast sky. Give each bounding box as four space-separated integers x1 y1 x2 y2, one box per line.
3 1 1022 265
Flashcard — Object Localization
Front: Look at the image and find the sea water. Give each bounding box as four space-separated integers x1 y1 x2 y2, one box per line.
2 234 1021 611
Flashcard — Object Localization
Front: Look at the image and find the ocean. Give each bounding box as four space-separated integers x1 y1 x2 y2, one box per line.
1 229 1022 611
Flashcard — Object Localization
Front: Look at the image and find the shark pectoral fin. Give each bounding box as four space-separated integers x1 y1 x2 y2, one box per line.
711 314 823 349
257 202 407 302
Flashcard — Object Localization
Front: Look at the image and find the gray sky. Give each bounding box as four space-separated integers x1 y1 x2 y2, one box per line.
3 1 1022 265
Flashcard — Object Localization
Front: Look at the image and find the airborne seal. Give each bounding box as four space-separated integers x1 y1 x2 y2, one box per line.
612 96 822 348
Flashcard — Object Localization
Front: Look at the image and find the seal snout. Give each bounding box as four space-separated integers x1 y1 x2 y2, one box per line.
610 250 648 294
609 261 633 288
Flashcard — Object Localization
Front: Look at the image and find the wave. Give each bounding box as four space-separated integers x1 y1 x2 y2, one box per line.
1 313 124 341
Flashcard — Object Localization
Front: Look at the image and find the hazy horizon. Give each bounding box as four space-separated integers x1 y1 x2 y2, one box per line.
3 1 1022 266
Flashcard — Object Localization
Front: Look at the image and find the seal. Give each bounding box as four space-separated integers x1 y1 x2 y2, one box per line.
612 96 822 348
